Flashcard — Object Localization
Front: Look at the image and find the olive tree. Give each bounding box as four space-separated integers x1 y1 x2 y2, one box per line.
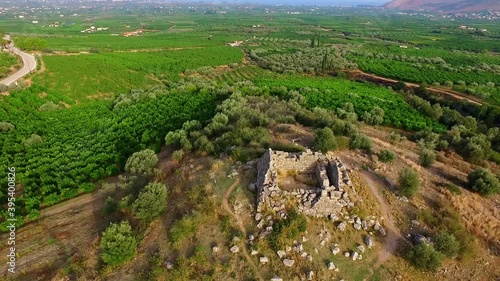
313 127 337 153
100 221 137 265
399 168 420 198
124 149 158 176
467 168 500 197
132 182 168 222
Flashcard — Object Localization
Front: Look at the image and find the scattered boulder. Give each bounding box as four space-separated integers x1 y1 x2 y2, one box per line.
337 221 347 231
255 213 262 221
344 252 350 257
230 245 239 253
251 249 259 256
413 234 431 245
357 244 365 253
379 228 387 236
212 246 220 253
307 255 313 262
331 246 341 255
365 236 374 249
354 223 362 230
328 262 336 270
286 246 292 252
271 276 283 281
165 260 174 270
283 259 295 267
307 270 314 280
351 251 359 261
260 256 269 264
294 244 304 252
277 250 286 258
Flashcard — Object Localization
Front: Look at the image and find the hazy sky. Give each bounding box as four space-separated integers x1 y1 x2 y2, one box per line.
184 0 390 6
244 0 388 4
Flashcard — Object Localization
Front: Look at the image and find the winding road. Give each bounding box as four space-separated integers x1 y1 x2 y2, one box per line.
1 35 37 86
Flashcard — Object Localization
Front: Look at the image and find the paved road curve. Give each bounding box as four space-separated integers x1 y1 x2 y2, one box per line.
0 35 37 86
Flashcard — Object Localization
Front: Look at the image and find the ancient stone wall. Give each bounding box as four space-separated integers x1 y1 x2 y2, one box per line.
254 149 354 226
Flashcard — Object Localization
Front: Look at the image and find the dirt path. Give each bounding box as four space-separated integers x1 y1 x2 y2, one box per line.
222 179 263 281
359 171 403 268
353 70 484 105
40 192 100 218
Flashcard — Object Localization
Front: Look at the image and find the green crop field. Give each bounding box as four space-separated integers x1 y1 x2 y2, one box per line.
34 46 243 100
254 75 444 131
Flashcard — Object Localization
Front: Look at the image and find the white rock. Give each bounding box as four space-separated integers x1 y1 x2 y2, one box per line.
212 246 220 253
260 256 269 264
270 276 283 281
357 244 366 253
351 251 359 261
365 236 374 248
307 270 314 280
344 252 350 257
251 250 259 256
332 246 341 255
283 259 295 267
277 250 286 258
328 262 336 270
230 245 239 253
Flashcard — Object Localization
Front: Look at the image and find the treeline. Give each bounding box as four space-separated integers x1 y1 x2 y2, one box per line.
404 86 500 164
248 46 357 75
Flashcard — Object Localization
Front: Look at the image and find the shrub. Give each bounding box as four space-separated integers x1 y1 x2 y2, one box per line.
124 149 158 176
132 182 168 222
103 197 118 215
349 134 372 151
389 132 406 143
0 122 15 132
467 168 500 197
172 150 184 162
100 221 137 265
419 149 436 167
23 134 43 147
399 168 420 198
313 127 337 153
378 149 396 163
407 244 444 272
434 232 460 258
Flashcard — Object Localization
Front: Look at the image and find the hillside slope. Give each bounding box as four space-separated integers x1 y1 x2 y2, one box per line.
384 0 499 12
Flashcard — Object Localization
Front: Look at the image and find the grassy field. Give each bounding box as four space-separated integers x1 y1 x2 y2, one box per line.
34 46 243 100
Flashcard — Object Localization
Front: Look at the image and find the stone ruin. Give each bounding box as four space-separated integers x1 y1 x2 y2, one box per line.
254 149 354 226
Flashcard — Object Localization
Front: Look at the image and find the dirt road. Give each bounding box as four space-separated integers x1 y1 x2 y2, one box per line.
359 171 404 268
222 179 263 281
0 35 37 86
353 70 484 105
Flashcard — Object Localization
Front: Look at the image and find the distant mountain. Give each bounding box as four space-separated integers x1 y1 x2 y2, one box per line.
383 0 499 12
